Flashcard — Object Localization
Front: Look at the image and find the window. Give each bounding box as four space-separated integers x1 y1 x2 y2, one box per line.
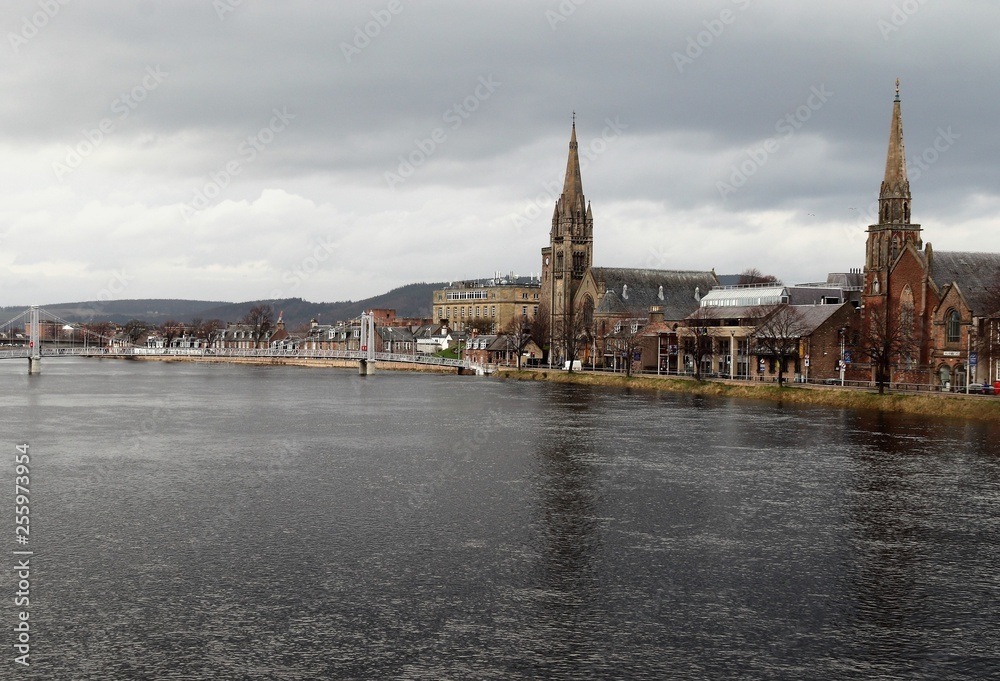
522 306 527 317
491 306 496 317
947 309 961 343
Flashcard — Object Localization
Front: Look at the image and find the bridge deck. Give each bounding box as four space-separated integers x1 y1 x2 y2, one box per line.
0 346 492 373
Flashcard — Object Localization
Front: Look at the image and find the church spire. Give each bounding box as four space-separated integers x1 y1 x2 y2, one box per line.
879 78 911 224
559 114 585 214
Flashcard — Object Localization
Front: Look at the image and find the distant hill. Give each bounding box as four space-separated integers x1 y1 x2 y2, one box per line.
0 282 445 330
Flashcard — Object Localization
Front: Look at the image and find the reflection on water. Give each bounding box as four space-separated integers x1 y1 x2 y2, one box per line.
1 359 998 680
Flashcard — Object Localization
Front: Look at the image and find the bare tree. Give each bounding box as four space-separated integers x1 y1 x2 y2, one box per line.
737 268 781 285
531 300 550 363
684 306 719 381
607 315 646 377
751 304 808 385
856 301 915 394
555 301 593 372
85 321 115 346
122 319 148 344
196 319 223 344
160 320 184 348
975 282 1000 387
500 316 533 369
465 316 495 334
241 304 274 348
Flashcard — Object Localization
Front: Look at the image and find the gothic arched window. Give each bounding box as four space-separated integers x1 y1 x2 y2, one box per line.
900 285 915 340
946 309 961 343
582 296 594 330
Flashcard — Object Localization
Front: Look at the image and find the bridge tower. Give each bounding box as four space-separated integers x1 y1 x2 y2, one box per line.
28 305 41 374
358 311 376 375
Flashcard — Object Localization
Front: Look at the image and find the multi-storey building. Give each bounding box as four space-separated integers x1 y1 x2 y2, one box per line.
432 276 541 333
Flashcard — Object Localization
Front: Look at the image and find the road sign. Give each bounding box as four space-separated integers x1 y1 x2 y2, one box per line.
804 358 810 367
361 345 367 351
844 351 852 364
970 351 978 366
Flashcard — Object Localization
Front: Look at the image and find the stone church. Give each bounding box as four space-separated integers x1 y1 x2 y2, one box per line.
539 121 718 366
853 83 1000 389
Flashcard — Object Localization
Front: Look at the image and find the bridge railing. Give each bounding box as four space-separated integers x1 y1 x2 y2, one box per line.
1 345 498 372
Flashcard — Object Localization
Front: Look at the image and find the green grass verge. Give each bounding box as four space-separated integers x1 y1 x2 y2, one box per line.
495 369 1000 422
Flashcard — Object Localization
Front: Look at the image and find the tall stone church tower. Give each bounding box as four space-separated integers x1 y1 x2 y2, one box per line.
540 119 594 360
864 80 923 302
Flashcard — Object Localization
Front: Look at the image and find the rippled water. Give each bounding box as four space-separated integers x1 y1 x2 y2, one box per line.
1 358 998 679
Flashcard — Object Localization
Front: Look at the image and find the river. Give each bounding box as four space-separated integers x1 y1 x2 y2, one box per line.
1 358 998 679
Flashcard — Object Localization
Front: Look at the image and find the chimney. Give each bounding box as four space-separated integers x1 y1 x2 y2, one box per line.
649 306 665 324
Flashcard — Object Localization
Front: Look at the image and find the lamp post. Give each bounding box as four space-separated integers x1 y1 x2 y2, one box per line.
729 329 736 381
839 327 846 387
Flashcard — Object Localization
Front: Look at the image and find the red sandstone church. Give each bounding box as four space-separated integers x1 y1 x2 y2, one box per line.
850 83 1000 389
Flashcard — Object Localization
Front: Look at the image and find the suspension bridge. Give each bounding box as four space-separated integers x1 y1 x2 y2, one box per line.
0 307 490 375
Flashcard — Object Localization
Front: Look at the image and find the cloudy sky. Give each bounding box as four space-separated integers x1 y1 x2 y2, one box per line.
2 0 998 307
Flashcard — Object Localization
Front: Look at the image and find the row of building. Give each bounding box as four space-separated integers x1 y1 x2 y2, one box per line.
432 84 1000 389
21 84 1000 389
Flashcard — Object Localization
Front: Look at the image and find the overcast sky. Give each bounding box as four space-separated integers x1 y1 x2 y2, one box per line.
2 0 999 307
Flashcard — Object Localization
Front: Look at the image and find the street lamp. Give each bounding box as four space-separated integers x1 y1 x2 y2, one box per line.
839 327 846 387
730 330 735 380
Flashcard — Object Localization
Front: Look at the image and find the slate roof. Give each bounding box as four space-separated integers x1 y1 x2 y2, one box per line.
793 304 848 335
931 251 1000 315
592 268 718 320
826 271 864 290
679 302 847 335
376 326 415 343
